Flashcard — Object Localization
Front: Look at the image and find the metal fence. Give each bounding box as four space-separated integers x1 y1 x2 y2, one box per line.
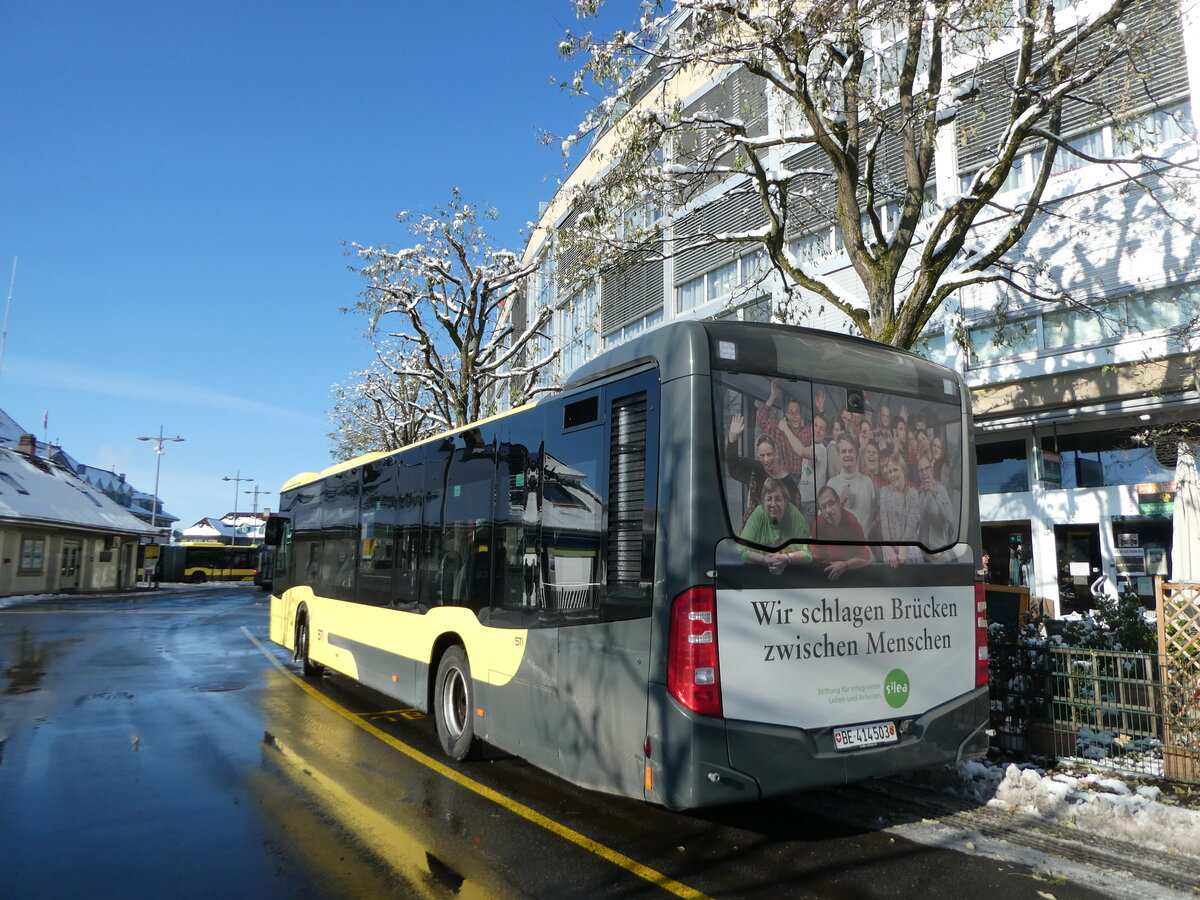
988 602 1200 784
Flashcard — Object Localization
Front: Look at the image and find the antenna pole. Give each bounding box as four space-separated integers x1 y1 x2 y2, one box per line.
0 257 16 379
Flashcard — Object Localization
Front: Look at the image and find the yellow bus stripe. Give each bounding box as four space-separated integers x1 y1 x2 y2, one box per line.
242 626 712 900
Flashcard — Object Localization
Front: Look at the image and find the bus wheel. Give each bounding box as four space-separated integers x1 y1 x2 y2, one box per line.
295 615 323 677
190 571 207 584
434 645 480 761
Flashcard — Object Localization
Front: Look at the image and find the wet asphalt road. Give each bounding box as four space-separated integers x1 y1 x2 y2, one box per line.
0 586 1116 899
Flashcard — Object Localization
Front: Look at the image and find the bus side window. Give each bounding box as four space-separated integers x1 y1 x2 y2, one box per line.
441 426 497 611
394 453 422 609
290 487 322 589
542 396 604 621
492 410 545 618
357 459 398 607
420 439 462 607
319 471 360 602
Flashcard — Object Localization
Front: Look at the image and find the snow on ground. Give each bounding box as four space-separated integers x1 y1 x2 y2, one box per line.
950 755 1200 858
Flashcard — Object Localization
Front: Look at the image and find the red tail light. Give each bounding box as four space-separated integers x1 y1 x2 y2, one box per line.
975 581 989 687
668 586 722 716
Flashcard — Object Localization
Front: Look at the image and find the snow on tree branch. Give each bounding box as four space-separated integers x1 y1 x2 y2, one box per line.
549 0 1182 349
330 190 557 458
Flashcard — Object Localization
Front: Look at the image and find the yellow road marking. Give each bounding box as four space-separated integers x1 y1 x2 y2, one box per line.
241 626 712 900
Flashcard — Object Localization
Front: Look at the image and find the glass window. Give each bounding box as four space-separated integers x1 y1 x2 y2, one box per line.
706 260 738 302
740 248 769 284
962 153 1036 196
1115 101 1195 154
1126 283 1200 334
1046 429 1175 490
1050 128 1106 175
286 485 323 585
493 408 546 614
19 537 45 573
790 232 828 264
710 328 967 562
677 275 704 313
1042 304 1121 350
393 455 423 607
977 440 1029 494
607 309 664 347
913 331 949 366
969 319 1038 362
319 471 360 602
542 413 604 618
357 459 398 607
536 251 555 309
560 283 598 375
440 429 497 611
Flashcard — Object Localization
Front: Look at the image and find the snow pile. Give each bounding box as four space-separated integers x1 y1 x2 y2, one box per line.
955 757 1200 858
0 592 59 610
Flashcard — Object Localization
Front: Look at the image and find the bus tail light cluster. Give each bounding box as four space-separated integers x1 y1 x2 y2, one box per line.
975 581 989 687
668 586 722 717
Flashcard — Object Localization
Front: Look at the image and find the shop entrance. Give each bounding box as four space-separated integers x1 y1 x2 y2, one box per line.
981 521 1032 587
1054 524 1102 614
1111 515 1172 607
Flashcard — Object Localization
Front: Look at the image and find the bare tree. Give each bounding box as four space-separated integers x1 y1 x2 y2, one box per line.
335 190 558 454
327 354 430 461
555 0 1190 348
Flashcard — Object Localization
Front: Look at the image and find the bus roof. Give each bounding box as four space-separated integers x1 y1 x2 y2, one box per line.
279 320 961 495
279 400 540 493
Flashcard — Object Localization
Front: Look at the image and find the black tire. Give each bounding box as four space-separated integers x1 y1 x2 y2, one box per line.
434 645 480 760
295 614 323 677
189 571 207 584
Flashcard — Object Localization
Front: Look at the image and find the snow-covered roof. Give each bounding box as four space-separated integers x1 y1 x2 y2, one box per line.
0 408 26 446
181 514 262 541
0 447 158 536
0 407 177 525
182 517 233 540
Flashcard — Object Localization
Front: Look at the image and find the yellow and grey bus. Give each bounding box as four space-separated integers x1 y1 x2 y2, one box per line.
161 542 259 583
265 321 988 809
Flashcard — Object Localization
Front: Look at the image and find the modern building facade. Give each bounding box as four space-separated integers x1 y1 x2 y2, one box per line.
519 0 1200 613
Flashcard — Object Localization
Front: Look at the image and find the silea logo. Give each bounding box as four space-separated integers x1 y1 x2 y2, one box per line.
883 669 910 709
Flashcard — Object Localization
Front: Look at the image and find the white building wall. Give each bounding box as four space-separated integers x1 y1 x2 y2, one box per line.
525 5 1198 615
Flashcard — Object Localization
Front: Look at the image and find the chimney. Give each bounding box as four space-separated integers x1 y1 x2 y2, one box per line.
17 434 35 456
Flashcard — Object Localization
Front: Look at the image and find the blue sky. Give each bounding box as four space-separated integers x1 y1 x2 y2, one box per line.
0 1 621 530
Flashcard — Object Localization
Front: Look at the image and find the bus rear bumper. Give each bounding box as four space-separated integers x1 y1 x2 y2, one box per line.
649 685 989 810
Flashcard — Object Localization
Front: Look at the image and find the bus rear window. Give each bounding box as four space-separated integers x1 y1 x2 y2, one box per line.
715 368 965 564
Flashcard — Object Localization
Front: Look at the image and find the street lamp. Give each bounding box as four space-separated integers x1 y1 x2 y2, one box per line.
222 471 254 545
243 484 270 514
136 426 185 536
244 485 270 542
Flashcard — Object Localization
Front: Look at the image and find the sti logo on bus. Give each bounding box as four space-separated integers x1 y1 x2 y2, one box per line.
884 669 910 709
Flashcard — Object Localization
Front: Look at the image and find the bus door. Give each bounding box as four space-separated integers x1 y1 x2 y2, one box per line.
550 377 658 797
